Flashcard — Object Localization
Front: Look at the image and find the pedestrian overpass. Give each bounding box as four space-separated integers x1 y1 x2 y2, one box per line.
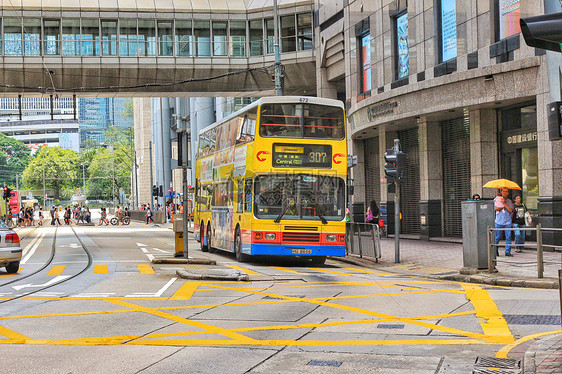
0 0 316 97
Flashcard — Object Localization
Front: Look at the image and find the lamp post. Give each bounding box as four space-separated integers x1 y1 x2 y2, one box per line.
174 114 191 259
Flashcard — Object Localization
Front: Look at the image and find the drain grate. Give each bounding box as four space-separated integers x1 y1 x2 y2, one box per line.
377 324 405 329
307 360 342 367
503 314 561 325
473 357 521 374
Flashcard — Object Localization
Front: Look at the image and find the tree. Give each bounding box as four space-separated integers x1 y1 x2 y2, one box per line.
87 147 131 200
0 133 31 187
22 146 80 199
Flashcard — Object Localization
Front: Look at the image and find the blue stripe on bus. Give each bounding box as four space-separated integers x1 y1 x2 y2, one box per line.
246 244 345 257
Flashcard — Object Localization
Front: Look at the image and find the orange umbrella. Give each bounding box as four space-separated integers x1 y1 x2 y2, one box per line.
483 178 522 190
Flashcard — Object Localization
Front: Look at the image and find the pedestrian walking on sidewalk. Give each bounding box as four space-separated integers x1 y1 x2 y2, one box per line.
145 206 153 224
495 188 514 256
512 195 529 253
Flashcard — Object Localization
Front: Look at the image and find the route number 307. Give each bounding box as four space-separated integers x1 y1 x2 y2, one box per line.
299 98 309 103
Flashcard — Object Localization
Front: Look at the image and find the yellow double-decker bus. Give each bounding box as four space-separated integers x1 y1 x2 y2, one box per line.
194 96 347 264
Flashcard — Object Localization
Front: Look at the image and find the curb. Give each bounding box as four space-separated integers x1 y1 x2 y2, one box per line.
176 268 249 281
152 258 216 265
331 255 560 289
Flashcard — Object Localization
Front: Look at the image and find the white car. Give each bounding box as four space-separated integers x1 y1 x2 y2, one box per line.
0 220 21 273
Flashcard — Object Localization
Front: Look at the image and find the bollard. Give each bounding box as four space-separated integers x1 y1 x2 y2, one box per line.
487 227 495 273
537 223 544 278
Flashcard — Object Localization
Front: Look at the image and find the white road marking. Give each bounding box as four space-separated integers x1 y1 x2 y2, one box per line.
12 275 70 290
21 230 47 264
125 277 177 298
59 243 81 248
33 292 64 297
140 248 148 253
146 254 155 261
151 247 171 253
136 242 146 247
72 293 116 298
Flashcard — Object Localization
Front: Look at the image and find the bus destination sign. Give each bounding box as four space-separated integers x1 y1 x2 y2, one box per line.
272 143 332 168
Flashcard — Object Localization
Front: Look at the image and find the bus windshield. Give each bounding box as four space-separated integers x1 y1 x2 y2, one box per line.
259 103 344 139
254 174 345 221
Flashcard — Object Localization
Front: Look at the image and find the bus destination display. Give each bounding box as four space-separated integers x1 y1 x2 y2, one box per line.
272 144 332 168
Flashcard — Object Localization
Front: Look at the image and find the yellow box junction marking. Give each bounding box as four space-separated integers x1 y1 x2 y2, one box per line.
308 267 353 276
226 265 259 275
496 330 562 359
462 284 514 343
269 266 304 274
47 265 65 276
344 268 395 276
94 265 109 274
170 282 200 300
137 264 155 275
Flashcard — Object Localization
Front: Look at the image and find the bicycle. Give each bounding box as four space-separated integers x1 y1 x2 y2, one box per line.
110 216 130 226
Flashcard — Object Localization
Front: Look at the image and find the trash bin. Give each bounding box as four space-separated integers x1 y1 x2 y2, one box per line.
461 200 495 269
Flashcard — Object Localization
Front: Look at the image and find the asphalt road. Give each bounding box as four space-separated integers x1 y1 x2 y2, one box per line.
0 224 560 373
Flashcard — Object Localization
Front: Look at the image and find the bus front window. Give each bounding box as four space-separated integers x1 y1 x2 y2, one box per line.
254 175 345 221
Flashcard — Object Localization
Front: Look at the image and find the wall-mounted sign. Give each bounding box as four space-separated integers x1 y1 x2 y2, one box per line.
501 129 537 151
367 101 398 121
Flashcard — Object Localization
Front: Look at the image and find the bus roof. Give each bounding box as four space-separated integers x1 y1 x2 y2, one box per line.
198 96 345 137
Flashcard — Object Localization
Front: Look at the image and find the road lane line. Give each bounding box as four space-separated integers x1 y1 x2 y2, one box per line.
0 324 29 342
155 277 177 297
496 330 562 359
94 265 109 274
462 284 514 344
170 282 200 300
226 265 259 275
308 267 354 276
344 268 395 276
21 230 47 264
270 266 304 274
137 264 155 274
152 247 171 253
47 266 65 275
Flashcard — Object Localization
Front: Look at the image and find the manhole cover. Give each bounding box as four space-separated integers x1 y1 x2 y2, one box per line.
475 357 520 369
472 368 520 374
307 360 342 367
504 314 561 325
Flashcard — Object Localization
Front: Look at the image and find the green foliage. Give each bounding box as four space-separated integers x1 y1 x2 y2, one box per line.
0 133 31 187
122 99 134 119
87 147 131 200
22 146 80 198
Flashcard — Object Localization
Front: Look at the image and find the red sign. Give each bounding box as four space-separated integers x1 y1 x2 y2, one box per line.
333 154 344 164
257 151 269 162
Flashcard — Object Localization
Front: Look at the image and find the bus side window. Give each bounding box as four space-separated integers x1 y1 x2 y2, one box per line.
244 179 253 212
237 180 244 213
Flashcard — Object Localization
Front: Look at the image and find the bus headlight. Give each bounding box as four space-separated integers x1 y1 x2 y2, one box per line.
265 233 276 241
326 234 337 242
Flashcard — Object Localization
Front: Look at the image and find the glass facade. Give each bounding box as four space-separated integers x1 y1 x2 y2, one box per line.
78 98 133 146
395 12 409 79
0 15 313 57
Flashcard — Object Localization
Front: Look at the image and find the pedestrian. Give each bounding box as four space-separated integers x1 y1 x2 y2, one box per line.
53 207 61 226
365 200 379 224
50 206 55 226
85 208 91 223
145 206 153 224
494 188 514 256
472 194 481 200
38 208 43 226
512 195 530 253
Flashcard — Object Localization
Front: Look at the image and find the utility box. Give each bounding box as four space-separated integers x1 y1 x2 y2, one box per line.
173 214 183 233
461 200 495 269
173 214 184 256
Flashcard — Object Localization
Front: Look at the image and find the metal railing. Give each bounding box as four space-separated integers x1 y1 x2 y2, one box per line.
487 224 562 278
346 222 381 261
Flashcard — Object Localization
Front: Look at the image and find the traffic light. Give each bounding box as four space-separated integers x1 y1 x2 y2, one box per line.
384 149 397 182
152 185 158 197
520 13 562 52
158 185 163 197
2 186 8 199
396 152 406 181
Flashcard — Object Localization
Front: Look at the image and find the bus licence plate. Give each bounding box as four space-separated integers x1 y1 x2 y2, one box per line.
291 248 312 255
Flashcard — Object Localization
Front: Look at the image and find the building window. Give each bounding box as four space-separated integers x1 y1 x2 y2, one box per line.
101 20 118 55
81 19 100 56
24 19 41 56
212 21 227 56
280 15 296 52
44 20 60 55
230 21 246 57
158 21 173 56
176 20 193 57
359 32 371 94
249 20 263 56
265 18 275 54
497 0 521 40
194 21 211 57
62 19 80 56
138 20 156 56
394 11 409 80
119 19 138 56
439 0 457 62
297 13 313 51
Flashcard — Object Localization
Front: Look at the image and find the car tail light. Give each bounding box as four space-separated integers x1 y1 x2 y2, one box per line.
6 233 20 244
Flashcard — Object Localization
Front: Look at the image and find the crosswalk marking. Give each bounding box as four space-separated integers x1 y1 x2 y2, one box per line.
94 264 109 274
137 264 155 274
47 265 66 275
226 265 260 275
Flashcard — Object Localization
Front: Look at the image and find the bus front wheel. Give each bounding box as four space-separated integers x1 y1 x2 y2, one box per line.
235 228 249 263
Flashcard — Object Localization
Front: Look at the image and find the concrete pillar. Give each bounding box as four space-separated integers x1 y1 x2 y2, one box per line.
418 118 443 239
133 98 153 207
470 109 499 199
